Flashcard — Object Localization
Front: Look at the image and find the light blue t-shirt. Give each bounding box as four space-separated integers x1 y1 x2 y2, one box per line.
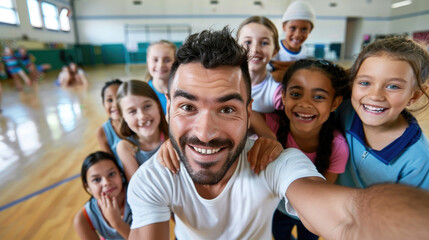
336 100 429 189
148 80 167 114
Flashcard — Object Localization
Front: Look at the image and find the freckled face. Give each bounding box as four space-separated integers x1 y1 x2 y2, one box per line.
167 63 252 185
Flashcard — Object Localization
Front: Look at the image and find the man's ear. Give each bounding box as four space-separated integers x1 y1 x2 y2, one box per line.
331 96 343 112
247 99 253 129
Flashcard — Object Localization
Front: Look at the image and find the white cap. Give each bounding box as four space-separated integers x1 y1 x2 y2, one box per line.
282 1 315 28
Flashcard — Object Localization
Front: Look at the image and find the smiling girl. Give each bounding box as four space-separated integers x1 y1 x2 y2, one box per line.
266 59 350 240
116 80 168 180
145 40 176 114
337 37 429 189
96 79 124 168
74 151 131 240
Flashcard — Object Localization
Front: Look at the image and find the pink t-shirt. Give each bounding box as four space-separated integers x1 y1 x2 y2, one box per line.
265 113 349 174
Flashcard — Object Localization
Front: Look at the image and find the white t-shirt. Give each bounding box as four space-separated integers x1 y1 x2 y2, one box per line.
251 72 283 113
128 139 323 239
272 40 308 62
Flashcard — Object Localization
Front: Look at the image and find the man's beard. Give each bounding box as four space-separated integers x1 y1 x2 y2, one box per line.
169 131 248 185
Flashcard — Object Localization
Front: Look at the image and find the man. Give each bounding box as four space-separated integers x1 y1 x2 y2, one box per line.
128 27 429 239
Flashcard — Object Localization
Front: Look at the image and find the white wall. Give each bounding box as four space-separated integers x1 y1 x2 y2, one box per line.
2 0 427 55
0 0 76 45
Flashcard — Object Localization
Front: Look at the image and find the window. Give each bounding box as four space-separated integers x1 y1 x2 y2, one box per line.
59 8 70 31
0 0 19 25
41 1 59 30
27 0 43 28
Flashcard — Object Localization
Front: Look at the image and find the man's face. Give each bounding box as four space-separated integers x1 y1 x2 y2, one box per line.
167 62 252 185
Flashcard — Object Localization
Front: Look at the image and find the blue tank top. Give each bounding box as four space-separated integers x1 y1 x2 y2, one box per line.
126 136 161 166
84 196 132 240
102 120 123 170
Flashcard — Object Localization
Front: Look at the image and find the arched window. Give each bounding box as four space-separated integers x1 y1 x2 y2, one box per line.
59 8 70 31
0 0 19 25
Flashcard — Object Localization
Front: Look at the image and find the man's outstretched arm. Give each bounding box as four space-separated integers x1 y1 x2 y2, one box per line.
288 177 429 240
129 221 170 240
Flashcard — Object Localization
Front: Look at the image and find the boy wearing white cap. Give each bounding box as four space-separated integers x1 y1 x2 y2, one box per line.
273 0 315 62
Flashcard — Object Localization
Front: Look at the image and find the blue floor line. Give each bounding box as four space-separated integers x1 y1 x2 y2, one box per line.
0 173 80 212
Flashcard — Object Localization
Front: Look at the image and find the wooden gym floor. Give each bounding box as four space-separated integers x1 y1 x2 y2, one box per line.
0 63 428 239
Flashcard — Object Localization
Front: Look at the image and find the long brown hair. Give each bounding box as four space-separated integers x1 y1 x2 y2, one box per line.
116 79 169 138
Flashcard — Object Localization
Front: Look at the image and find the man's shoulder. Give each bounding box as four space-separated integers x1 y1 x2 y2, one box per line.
129 153 172 187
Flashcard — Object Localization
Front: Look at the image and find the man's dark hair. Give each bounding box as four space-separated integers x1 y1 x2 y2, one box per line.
168 27 252 104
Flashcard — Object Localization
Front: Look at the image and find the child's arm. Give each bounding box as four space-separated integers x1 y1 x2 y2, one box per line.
74 210 99 240
117 140 140 181
96 126 114 155
270 60 295 82
250 111 277 140
98 193 130 239
157 139 180 174
247 136 283 174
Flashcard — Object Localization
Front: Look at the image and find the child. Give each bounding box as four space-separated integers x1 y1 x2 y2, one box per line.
57 62 88 88
16 46 51 82
116 79 169 180
267 59 350 240
145 40 176 114
337 37 429 189
2 46 31 91
269 1 315 81
236 16 283 139
74 151 131 240
274 0 315 62
96 79 124 169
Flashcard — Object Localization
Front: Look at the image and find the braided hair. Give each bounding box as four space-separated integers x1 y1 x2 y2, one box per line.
276 59 349 174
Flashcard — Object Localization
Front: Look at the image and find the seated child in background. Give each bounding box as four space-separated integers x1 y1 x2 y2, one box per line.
1 46 31 91
116 80 169 181
145 40 176 114
270 1 316 81
15 46 51 82
74 151 131 240
264 59 350 240
96 79 125 169
57 62 88 88
337 37 429 189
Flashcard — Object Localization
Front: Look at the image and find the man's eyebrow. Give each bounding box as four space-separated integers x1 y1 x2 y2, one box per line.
217 93 244 103
173 90 197 101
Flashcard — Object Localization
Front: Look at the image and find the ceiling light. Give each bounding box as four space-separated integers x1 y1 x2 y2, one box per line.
391 0 412 8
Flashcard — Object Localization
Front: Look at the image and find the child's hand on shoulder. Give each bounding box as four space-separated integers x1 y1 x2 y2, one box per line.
157 139 180 174
248 137 283 174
